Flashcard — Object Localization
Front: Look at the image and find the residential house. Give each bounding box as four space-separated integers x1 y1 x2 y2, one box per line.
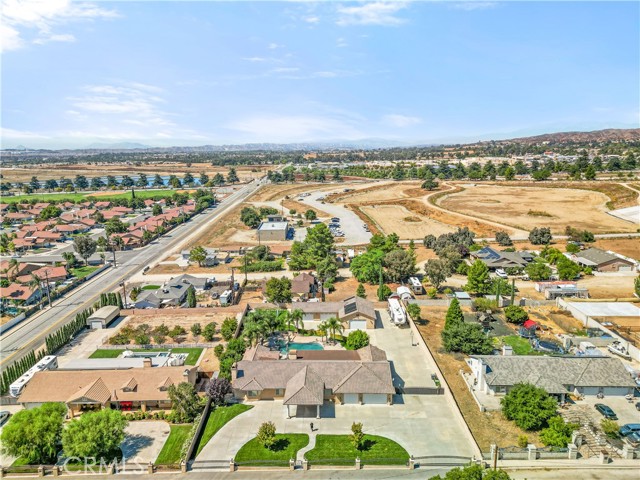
296 296 376 331
134 275 208 308
571 248 636 272
180 247 225 267
17 364 198 416
471 246 533 270
0 283 41 305
15 265 68 285
468 355 637 402
291 272 318 301
232 344 394 417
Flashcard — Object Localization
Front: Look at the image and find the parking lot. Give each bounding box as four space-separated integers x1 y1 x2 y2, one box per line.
304 191 372 245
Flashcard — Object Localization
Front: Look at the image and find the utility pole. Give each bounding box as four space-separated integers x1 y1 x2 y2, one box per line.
44 270 52 308
243 254 248 284
119 281 127 307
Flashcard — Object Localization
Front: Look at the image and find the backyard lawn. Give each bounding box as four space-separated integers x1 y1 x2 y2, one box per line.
195 404 253 456
234 434 309 466
89 347 203 365
305 435 409 466
155 425 191 465
499 335 540 356
70 266 100 279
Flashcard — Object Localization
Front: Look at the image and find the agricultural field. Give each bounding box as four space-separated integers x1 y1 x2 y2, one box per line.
438 184 638 234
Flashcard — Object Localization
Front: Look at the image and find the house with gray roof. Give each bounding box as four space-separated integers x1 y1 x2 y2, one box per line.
471 247 533 270
296 296 376 331
571 248 636 272
232 344 394 417
468 355 636 402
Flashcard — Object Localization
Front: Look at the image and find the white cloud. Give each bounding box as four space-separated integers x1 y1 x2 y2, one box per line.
336 2 408 27
336 37 348 48
451 2 497 11
304 15 320 24
383 114 422 127
1 0 118 52
268 42 283 49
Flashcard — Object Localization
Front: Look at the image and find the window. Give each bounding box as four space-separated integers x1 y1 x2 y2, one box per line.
275 389 284 396
248 390 260 397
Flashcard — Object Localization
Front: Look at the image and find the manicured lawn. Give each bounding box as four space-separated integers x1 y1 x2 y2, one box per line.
70 266 100 279
3 192 89 203
5 188 184 204
89 348 203 365
155 425 192 465
305 434 409 466
234 434 309 466
501 335 540 356
142 284 161 290
195 404 253 456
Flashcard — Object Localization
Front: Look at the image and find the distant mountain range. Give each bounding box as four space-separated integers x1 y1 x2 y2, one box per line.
4 128 639 153
493 128 640 145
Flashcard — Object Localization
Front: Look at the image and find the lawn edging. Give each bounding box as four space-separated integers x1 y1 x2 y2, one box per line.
194 404 253 457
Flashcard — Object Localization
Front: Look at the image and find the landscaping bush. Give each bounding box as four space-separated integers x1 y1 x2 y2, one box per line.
406 303 421 321
600 419 620 439
221 317 237 341
504 305 528 325
501 383 557 431
203 322 218 342
473 297 498 313
257 421 277 450
345 330 370 350
540 416 579 447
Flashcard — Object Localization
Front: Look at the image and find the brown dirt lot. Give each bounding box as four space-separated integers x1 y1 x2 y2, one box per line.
2 163 274 184
282 199 331 219
415 306 540 451
360 204 456 239
592 238 640 260
439 184 637 234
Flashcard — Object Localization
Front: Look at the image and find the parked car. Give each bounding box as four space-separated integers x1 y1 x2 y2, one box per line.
0 411 10 426
626 431 640 447
620 424 640 436
636 401 640 411
594 403 618 420
495 269 508 279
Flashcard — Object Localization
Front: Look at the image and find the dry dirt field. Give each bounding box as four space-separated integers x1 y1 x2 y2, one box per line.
2 163 273 183
439 184 638 234
592 237 640 260
415 306 541 451
360 204 456 239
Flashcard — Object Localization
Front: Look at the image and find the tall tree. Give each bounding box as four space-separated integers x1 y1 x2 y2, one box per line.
465 260 490 294
73 235 97 265
423 259 449 290
189 246 207 267
226 167 239 183
383 249 417 282
167 382 201 423
62 409 128 459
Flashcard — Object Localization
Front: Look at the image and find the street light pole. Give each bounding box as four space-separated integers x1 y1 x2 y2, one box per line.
119 282 127 307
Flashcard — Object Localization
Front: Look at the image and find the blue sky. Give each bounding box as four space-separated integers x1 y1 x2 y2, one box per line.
2 1 639 148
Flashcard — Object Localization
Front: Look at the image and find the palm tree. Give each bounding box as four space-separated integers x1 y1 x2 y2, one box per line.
28 273 43 307
289 308 304 333
7 258 19 280
323 316 344 345
242 320 263 347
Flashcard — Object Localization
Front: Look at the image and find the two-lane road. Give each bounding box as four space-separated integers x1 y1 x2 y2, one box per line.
1 179 264 365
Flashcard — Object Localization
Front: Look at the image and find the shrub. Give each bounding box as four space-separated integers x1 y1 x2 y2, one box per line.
529 227 553 245
203 322 218 342
495 231 513 246
214 344 224 359
473 297 498 313
345 330 370 350
221 318 238 341
349 422 365 451
407 303 421 321
501 383 558 431
504 305 528 324
257 421 277 450
517 435 529 448
426 287 437 298
135 334 150 345
600 419 620 439
540 416 579 447
190 323 202 337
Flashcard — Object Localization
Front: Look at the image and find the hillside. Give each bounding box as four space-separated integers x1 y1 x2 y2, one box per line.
498 128 640 145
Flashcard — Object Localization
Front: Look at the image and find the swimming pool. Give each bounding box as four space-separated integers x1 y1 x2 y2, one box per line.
280 342 324 353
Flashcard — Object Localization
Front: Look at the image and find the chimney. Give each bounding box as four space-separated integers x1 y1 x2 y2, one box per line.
143 358 152 368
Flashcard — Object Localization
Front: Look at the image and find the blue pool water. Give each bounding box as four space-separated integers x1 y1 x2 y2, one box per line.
280 342 324 353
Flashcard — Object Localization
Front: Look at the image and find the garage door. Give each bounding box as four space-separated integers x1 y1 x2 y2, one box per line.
90 321 103 330
349 320 367 331
618 265 632 272
343 393 359 404
363 394 387 404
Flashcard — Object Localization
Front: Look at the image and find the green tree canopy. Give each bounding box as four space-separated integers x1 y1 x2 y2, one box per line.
504 305 528 325
189 246 207 267
525 261 552 281
345 330 370 350
0 402 66 464
540 416 579 447
465 260 490 294
442 323 493 355
62 409 128 459
445 297 464 329
168 382 202 424
423 258 450 290
501 383 558 431
265 277 292 304
350 249 385 284
383 249 417 282
73 235 97 265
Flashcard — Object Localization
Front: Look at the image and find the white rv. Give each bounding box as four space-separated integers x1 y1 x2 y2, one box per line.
387 294 407 326
397 286 413 301
408 277 423 294
9 356 58 397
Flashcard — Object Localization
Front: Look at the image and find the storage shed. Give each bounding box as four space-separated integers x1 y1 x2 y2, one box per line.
87 306 120 329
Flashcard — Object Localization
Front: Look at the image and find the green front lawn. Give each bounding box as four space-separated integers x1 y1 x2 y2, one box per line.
142 284 161 290
89 347 203 365
305 435 409 466
70 266 100 279
234 434 309 466
156 425 192 465
195 404 253 456
500 335 540 356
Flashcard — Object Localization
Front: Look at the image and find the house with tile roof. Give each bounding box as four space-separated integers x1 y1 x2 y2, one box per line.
232 344 394 418
468 355 636 402
296 296 376 331
17 364 198 416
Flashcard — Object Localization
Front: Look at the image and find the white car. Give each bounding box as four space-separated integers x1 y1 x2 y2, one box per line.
495 269 508 279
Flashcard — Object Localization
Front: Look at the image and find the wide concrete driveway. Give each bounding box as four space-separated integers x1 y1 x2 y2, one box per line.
198 311 477 461
121 421 171 464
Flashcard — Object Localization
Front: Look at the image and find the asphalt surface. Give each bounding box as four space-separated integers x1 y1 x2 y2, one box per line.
0 179 264 365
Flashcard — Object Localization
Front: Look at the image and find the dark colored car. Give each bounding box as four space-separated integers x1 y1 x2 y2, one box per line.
595 403 618 420
0 411 10 426
620 424 640 436
636 401 640 411
626 432 640 447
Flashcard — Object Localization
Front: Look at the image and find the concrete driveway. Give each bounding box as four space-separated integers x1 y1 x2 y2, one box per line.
121 421 171 464
197 311 477 461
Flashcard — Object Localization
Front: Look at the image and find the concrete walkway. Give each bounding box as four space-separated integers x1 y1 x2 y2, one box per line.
296 432 316 461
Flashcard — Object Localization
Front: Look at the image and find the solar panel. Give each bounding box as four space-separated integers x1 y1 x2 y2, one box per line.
343 301 357 315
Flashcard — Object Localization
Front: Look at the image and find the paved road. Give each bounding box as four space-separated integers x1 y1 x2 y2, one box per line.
0 180 264 365
305 190 372 245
